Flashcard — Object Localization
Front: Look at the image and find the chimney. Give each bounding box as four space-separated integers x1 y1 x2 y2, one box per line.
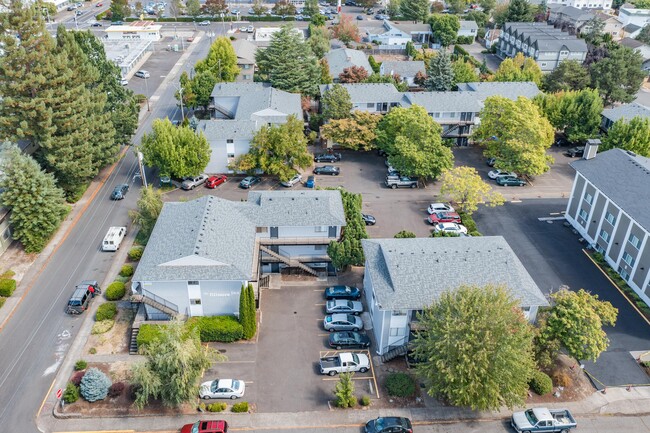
583 139 600 160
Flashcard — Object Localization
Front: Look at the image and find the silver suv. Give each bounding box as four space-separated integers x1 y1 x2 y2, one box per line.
181 174 208 190
385 175 418 189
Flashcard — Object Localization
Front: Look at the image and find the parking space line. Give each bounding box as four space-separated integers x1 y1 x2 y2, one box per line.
317 333 329 337
322 376 374 381
315 302 325 306
317 349 379 398
219 360 256 364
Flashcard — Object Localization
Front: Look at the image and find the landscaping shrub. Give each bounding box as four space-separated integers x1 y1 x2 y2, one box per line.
231 401 249 412
0 297 5 309
198 402 206 412
89 347 97 354
74 360 88 371
529 370 553 396
105 281 126 300
0 278 16 297
0 269 16 279
360 395 371 406
552 371 572 388
71 371 85 386
63 382 79 404
96 302 117 321
385 372 416 397
128 246 144 261
80 367 112 402
207 402 227 412
136 324 164 348
119 264 134 278
91 319 115 334
108 382 126 398
187 316 243 342
459 212 481 236
134 94 147 104
394 230 416 238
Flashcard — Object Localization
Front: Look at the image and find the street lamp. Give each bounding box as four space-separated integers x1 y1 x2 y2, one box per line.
144 75 151 112
174 83 185 121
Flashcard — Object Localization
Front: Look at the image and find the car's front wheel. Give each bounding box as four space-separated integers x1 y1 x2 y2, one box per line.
352 327 359 332
359 367 368 373
230 395 237 400
328 371 337 376
336 345 342 350
328 328 335 332
202 395 210 400
410 184 416 188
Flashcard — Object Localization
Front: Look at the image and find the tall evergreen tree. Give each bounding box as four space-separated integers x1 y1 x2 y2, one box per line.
505 0 534 22
303 0 320 17
239 284 252 339
246 283 257 338
195 37 240 82
590 46 645 105
0 145 69 253
425 51 454 91
110 0 131 20
256 26 321 96
399 0 430 22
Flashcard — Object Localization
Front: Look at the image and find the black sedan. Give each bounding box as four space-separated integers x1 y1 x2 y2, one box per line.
365 417 413 433
239 176 261 189
314 152 341 163
361 213 376 225
328 331 370 350
313 165 340 175
325 285 361 300
110 183 129 200
564 146 585 157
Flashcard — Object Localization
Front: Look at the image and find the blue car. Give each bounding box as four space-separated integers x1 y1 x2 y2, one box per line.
324 285 361 300
305 175 315 188
239 176 261 189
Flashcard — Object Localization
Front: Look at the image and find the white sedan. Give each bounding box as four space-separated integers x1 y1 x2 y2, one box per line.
199 379 245 399
433 222 468 235
427 202 455 215
488 169 516 180
280 173 302 187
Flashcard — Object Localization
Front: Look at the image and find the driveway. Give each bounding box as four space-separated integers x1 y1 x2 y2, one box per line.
474 198 650 387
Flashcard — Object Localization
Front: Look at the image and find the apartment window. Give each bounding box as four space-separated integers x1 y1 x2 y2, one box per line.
315 244 327 251
599 230 609 242
367 103 374 108
188 281 199 285
243 64 251 69
622 252 636 267
389 327 406 337
560 50 568 55
579 209 588 220
629 234 641 249
377 102 388 112
315 226 327 232
618 266 630 281
584 193 593 205
605 212 616 225
256 227 268 233
432 112 441 118
227 153 235 158
226 139 234 143
190 298 202 305
392 310 407 316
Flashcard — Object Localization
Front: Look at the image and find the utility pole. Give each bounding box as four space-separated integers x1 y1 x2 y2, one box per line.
144 75 151 112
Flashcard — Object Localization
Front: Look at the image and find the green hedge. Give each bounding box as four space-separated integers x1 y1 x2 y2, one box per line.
385 372 416 397
456 35 475 45
63 382 80 404
0 279 16 297
458 212 481 236
529 370 553 395
96 302 118 321
136 324 164 348
119 264 134 278
128 246 144 261
105 281 126 300
125 15 295 23
186 316 243 342
74 360 88 371
231 401 249 412
0 297 5 309
207 402 227 412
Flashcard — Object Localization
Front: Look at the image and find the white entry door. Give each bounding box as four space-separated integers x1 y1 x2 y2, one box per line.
187 281 203 317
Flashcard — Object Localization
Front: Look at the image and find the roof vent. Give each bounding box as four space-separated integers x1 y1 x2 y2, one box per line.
627 150 637 157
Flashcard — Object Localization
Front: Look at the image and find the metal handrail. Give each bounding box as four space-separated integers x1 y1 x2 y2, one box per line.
141 288 179 313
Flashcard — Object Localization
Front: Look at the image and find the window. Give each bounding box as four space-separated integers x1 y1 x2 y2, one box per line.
584 193 593 205
190 298 202 305
243 64 251 69
392 310 407 316
367 103 374 108
227 153 235 158
600 230 609 242
256 227 268 233
541 62 547 67
188 281 199 285
622 252 636 267
315 226 327 232
389 327 406 337
560 50 568 55
629 234 641 249
315 244 327 251
432 112 441 118
579 209 588 220
226 139 234 143
618 266 630 281
605 212 616 225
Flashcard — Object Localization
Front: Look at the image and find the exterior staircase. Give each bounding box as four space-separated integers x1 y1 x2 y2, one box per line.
130 289 180 318
129 327 140 355
259 245 320 277
211 102 235 119
380 344 409 363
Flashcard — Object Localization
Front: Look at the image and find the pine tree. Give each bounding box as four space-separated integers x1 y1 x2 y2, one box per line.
246 283 257 338
399 0 430 22
239 284 257 339
424 51 454 91
505 0 534 22
334 372 356 408
195 37 240 82
0 145 68 253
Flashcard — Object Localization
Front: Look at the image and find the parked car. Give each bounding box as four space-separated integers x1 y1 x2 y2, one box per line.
75 9 83 15
320 352 369 376
199 379 245 400
247 25 254 32
280 173 302 187
305 175 315 188
314 152 341 162
433 222 468 235
564 146 585 157
65 280 100 314
198 20 211 26
313 165 340 175
110 183 129 200
325 299 363 315
486 157 496 167
511 408 577 433
239 176 261 189
328 331 371 350
361 213 376 225
385 175 418 189
181 174 209 190
427 211 461 225
365 417 413 433
496 176 526 187
324 285 361 300
134 70 150 78
119 78 128 86
90 22 103 27
180 420 228 433
427 202 455 214
356 14 364 19
488 169 516 180
205 175 227 189
95 2 103 6
324 313 363 332
67 5 77 10
113 20 124 25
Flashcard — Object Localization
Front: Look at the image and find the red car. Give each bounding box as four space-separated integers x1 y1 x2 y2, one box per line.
181 420 228 433
95 2 103 6
427 211 461 225
205 175 227 188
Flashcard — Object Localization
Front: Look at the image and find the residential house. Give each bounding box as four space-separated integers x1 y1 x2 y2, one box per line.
253 26 305 46
324 48 372 81
623 23 644 38
379 61 425 87
498 22 588 72
361 237 549 357
601 102 650 131
548 6 595 34
566 144 650 307
364 20 432 47
131 190 346 320
594 12 624 41
457 20 479 42
105 21 162 41
619 38 650 72
619 3 650 28
231 39 257 83
544 0 611 9
320 83 405 114
456 81 541 101
197 82 302 173
484 28 501 49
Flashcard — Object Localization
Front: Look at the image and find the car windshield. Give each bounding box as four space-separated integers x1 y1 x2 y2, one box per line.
210 380 220 392
232 380 241 390
352 353 360 364
325 316 332 323
525 409 539 424
346 301 353 308
191 421 200 433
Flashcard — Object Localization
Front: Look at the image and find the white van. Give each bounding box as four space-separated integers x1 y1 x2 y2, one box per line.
102 226 127 252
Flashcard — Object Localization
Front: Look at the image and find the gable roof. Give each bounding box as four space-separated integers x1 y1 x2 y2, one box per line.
209 82 302 121
380 60 425 78
391 21 432 34
623 23 643 33
456 81 541 101
620 36 645 49
556 5 595 21
362 237 548 311
231 39 257 64
197 119 259 140
459 20 479 31
319 83 405 104
246 190 346 227
324 48 372 78
602 102 650 123
404 91 483 113
571 149 650 231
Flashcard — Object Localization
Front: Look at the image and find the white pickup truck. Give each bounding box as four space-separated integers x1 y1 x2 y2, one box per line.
319 352 370 376
511 407 577 433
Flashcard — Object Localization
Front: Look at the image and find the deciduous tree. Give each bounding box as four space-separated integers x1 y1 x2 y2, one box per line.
400 0 430 22
394 230 416 238
195 37 240 81
543 60 591 93
332 14 361 44
140 119 211 178
186 0 201 17
110 0 131 20
411 284 536 411
272 0 297 16
473 96 554 176
636 24 650 45
309 25 331 58
321 84 353 120
303 0 320 17
429 14 460 47
425 50 454 91
321 111 382 150
601 116 650 157
452 60 479 86
129 186 164 241
252 0 267 15
534 89 603 143
339 65 369 83
590 46 645 105
203 0 228 16
492 52 542 86
364 73 409 91
0 145 68 253
439 166 505 215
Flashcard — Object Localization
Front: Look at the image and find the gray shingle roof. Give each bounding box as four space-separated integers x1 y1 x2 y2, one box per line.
362 237 548 311
404 91 483 113
197 119 259 139
132 191 347 283
380 61 425 78
456 81 541 101
209 82 302 121
392 21 432 33
571 149 650 231
459 20 479 31
556 5 595 21
620 36 645 49
623 23 643 33
319 83 404 104
231 39 257 64
325 48 371 78
602 102 650 123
